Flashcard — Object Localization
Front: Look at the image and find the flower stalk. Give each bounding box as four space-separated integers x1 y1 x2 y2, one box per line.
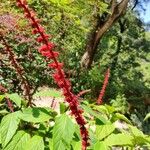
16 0 89 149
0 33 32 106
97 68 110 105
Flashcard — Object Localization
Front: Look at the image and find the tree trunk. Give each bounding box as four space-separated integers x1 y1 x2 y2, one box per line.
80 0 129 69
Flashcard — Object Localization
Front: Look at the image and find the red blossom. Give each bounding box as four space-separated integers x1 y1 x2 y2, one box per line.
97 68 110 105
48 62 63 69
39 43 54 52
16 0 89 149
32 29 38 34
37 34 49 42
24 11 35 18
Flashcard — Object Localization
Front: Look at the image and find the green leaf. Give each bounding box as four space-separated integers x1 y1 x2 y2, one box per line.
114 113 132 124
19 107 52 123
25 135 44 150
71 140 81 150
0 109 9 114
6 93 22 107
0 112 20 148
104 133 134 146
94 141 108 150
128 125 149 145
105 105 116 114
129 125 144 137
0 95 5 102
0 132 1 144
49 0 73 5
52 114 75 150
93 105 109 115
82 104 107 124
49 138 53 150
95 124 115 140
53 140 65 150
144 113 150 121
59 102 67 114
4 131 30 150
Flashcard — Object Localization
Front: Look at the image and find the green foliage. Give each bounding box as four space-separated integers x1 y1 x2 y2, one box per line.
25 135 44 150
95 124 115 140
94 141 108 150
104 133 133 146
4 131 30 150
19 107 53 123
144 112 150 121
0 0 150 150
0 112 20 147
6 93 23 107
110 94 128 114
52 114 75 149
0 91 149 149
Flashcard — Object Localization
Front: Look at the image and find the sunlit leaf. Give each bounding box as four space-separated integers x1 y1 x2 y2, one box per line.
95 124 115 140
0 112 20 148
52 114 75 150
19 107 52 123
4 131 30 150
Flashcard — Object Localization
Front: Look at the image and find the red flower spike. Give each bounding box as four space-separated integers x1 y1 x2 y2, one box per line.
63 90 71 98
31 22 37 28
40 51 51 57
22 0 27 5
29 12 35 18
65 97 72 103
16 2 24 7
39 51 58 60
40 51 57 59
24 12 31 18
37 26 44 33
39 43 54 53
37 34 49 42
47 42 55 49
97 68 110 105
78 109 84 114
16 0 89 149
53 73 62 80
39 45 48 52
57 81 65 88
76 116 86 125
48 62 63 69
53 51 59 57
30 19 40 27
32 29 38 34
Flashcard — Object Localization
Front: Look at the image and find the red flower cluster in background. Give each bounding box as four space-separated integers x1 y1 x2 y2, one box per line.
97 68 110 105
16 0 89 149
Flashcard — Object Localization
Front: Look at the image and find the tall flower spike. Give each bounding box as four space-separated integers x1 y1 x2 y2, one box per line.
16 0 89 149
0 33 32 106
97 68 110 105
